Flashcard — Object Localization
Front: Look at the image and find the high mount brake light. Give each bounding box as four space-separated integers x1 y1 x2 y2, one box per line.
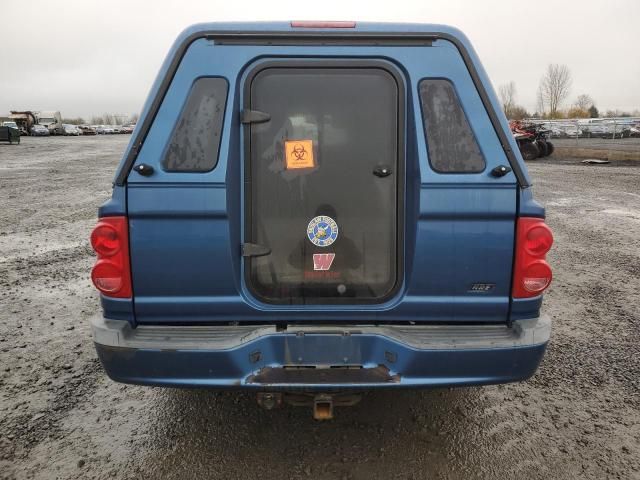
290 21 356 28
513 217 554 298
90 216 132 298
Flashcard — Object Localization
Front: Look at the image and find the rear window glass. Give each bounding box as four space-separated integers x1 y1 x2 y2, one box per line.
162 77 228 172
247 66 400 304
419 79 485 173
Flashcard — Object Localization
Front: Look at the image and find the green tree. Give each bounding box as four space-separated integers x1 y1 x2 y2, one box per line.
588 105 599 118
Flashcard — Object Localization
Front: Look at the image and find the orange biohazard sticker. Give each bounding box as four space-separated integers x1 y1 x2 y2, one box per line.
285 140 315 169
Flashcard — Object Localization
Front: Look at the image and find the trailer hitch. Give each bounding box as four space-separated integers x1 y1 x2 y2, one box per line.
257 392 362 420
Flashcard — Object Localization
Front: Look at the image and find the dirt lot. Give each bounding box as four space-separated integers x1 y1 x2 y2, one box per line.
1 135 638 480
553 137 640 152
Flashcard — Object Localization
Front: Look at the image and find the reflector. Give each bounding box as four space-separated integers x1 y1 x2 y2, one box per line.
91 261 123 293
522 260 552 293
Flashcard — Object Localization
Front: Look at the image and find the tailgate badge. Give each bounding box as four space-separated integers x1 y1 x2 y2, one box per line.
469 283 495 292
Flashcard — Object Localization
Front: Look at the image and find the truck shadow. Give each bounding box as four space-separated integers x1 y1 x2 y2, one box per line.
136 387 491 479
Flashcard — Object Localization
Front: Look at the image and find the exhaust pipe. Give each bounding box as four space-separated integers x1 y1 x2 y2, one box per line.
256 392 282 410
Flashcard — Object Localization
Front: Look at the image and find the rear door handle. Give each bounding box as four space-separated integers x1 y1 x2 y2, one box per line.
134 163 154 176
373 166 393 178
491 165 512 178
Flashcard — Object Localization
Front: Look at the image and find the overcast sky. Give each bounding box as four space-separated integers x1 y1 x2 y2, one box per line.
2 0 639 119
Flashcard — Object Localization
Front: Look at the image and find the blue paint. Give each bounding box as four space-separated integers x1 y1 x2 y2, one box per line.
95 332 547 389
95 23 550 389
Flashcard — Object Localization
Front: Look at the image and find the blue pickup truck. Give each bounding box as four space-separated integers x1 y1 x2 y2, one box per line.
90 22 553 419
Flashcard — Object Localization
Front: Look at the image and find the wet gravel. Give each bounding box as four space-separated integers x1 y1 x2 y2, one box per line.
1 136 639 479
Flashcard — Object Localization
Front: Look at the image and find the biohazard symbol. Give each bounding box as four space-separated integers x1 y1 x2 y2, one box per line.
285 139 314 169
292 143 307 161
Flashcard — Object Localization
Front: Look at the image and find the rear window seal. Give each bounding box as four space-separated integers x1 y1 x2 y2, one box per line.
242 59 406 306
115 30 528 188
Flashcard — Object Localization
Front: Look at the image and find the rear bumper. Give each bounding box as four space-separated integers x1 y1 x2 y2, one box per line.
92 315 550 390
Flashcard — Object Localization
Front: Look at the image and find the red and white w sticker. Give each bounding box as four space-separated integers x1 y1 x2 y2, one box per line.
313 253 335 271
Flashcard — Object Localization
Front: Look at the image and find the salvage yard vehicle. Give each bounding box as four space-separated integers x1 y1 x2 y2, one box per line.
90 22 554 419
36 111 64 135
78 125 97 135
9 111 38 135
96 125 115 134
510 121 554 160
30 124 50 136
2 121 20 131
62 124 81 136
0 124 20 144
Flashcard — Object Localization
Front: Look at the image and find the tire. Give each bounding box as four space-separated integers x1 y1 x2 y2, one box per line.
536 140 549 157
520 141 540 160
546 141 555 156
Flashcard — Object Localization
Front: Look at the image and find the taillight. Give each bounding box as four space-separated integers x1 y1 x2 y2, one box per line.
512 217 553 298
90 216 132 298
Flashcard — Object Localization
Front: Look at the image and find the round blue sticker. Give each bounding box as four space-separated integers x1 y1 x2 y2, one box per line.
307 215 339 247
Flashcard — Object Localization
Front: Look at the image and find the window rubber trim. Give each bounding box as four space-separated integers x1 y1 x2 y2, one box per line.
241 60 405 305
115 30 528 188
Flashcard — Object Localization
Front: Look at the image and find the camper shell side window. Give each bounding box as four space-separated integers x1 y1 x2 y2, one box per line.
419 79 486 174
162 77 228 172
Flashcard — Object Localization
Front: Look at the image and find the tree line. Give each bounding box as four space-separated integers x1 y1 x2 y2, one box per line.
499 64 639 120
60 113 139 125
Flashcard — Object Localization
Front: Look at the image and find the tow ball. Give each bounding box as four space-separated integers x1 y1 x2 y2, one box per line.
257 392 362 420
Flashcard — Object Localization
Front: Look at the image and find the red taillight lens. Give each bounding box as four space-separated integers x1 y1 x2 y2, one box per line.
91 223 120 256
513 218 553 298
524 224 553 256
90 216 131 298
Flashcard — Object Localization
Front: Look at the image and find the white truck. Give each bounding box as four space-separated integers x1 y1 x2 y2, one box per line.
35 111 63 135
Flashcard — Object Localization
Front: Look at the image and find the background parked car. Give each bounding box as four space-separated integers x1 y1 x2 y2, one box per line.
602 122 631 138
78 125 97 135
120 125 134 134
30 124 50 136
581 123 608 138
2 121 21 133
62 124 81 136
96 125 115 134
0 125 20 144
559 124 582 138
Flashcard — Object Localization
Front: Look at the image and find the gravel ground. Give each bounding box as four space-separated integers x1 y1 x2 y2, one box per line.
552 137 640 151
1 136 638 480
